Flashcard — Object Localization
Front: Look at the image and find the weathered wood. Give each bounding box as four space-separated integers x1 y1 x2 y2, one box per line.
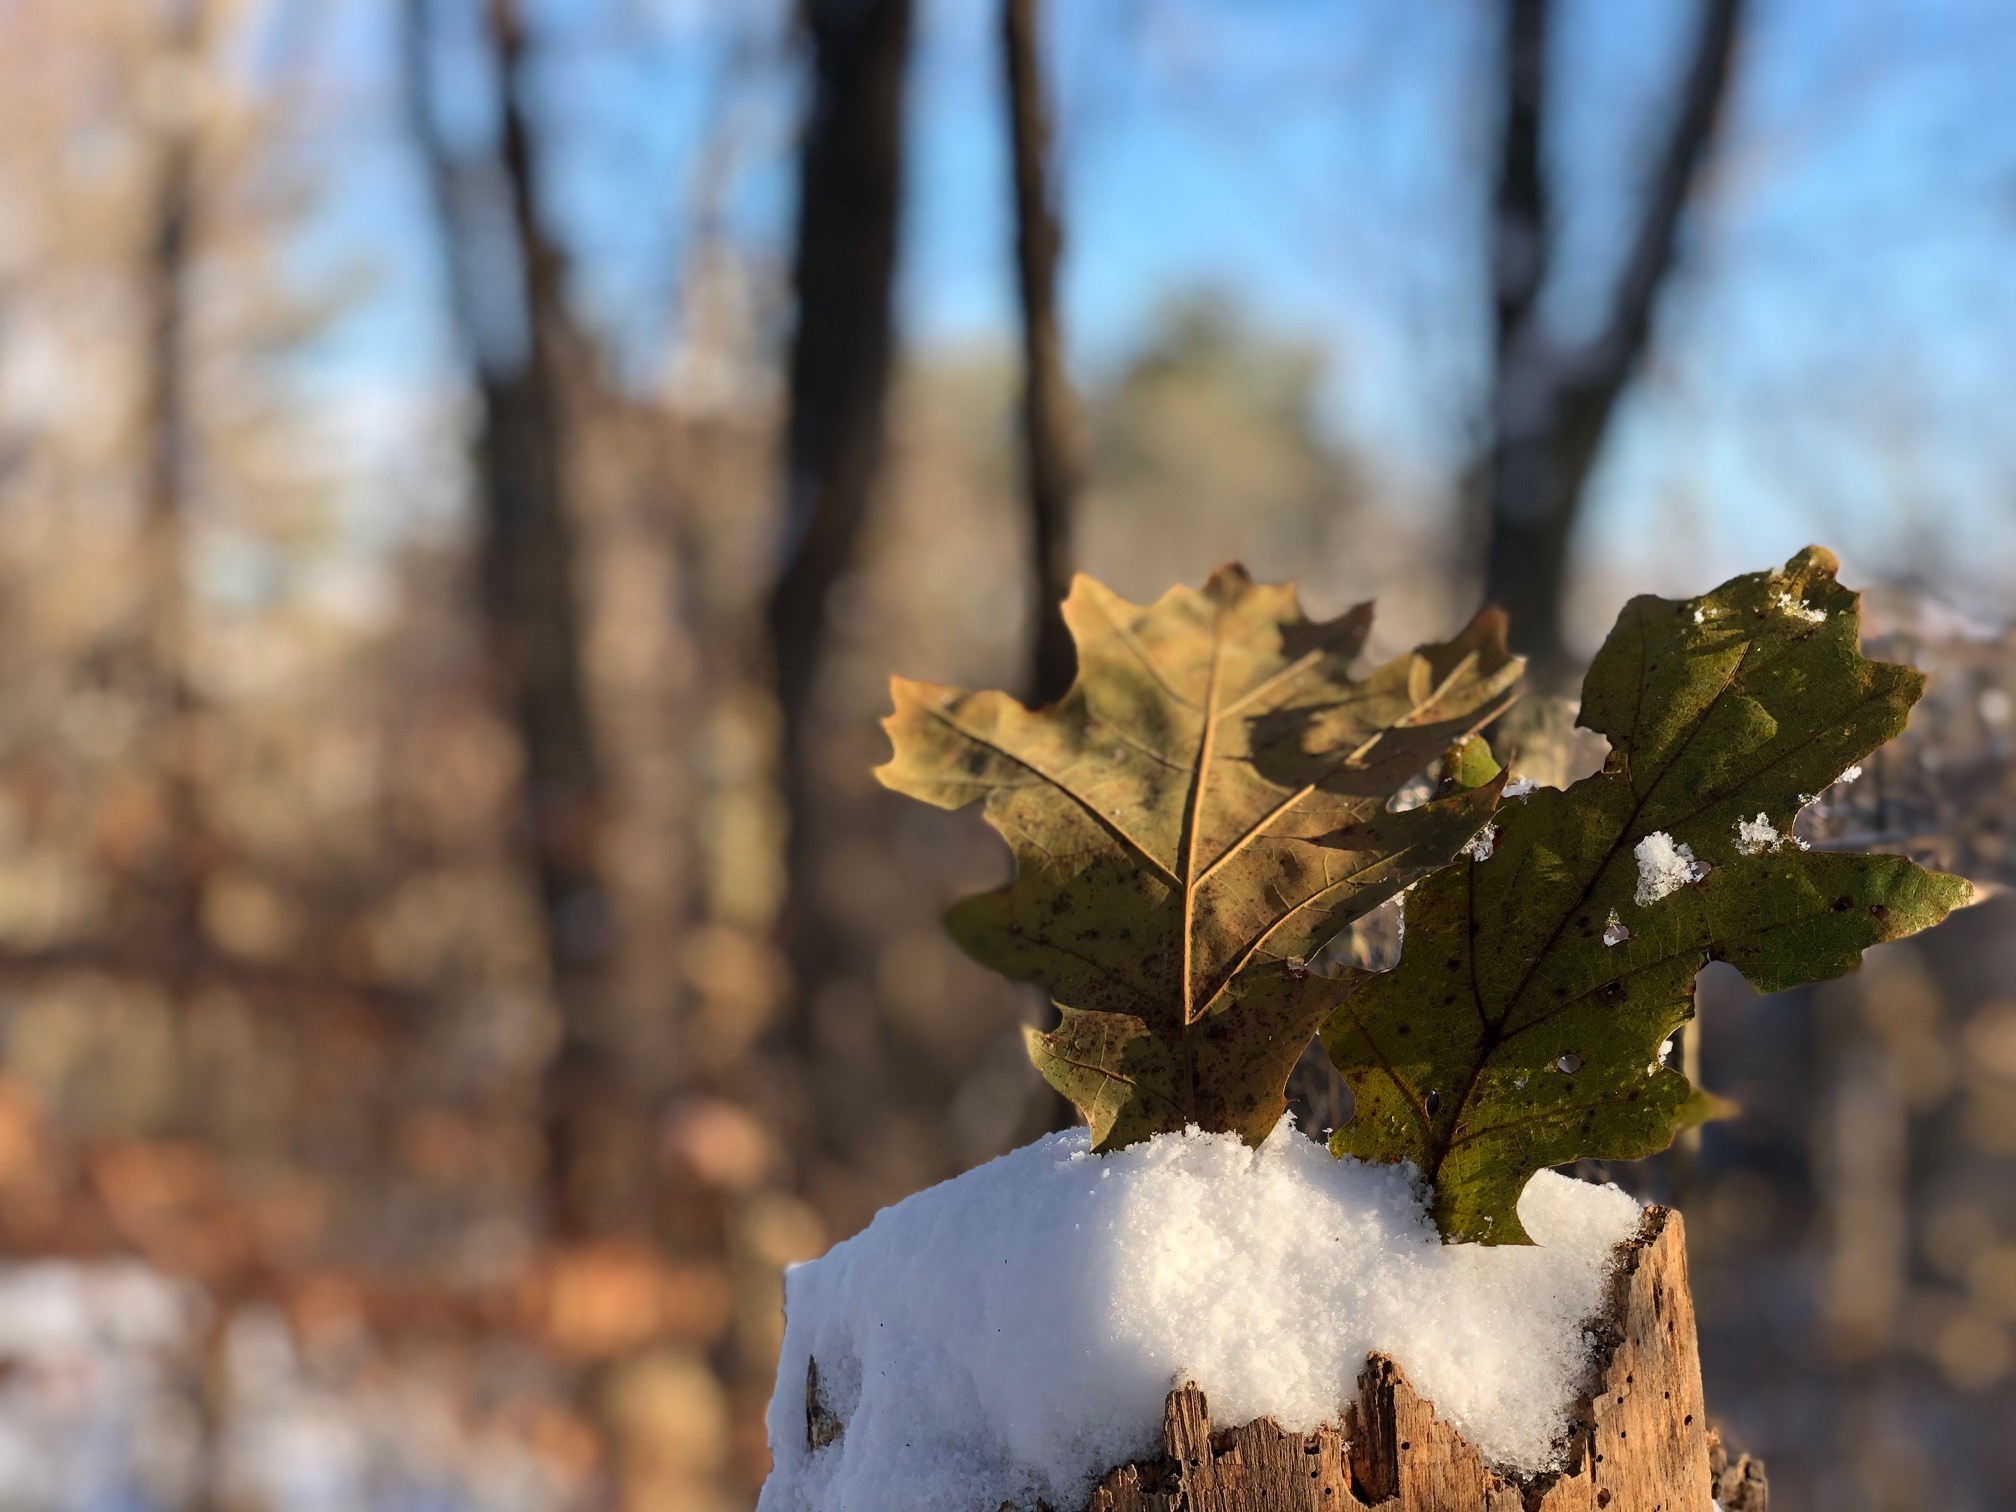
1708 1431 1769 1511
1082 1206 1765 1512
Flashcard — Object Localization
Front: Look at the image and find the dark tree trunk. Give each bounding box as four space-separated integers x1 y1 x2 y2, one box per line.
135 18 223 1503
408 0 625 1239
1002 0 1078 707
484 0 634 1243
135 0 207 995
1481 0 1743 688
770 0 913 825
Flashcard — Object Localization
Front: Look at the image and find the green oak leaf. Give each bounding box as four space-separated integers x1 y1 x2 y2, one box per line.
876 565 1523 1148
1324 547 1971 1243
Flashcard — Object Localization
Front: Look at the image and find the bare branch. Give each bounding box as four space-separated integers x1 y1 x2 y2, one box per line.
1482 0 1746 686
1587 0 1743 390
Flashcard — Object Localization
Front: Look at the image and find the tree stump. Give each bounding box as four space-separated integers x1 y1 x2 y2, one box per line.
1081 1206 1765 1511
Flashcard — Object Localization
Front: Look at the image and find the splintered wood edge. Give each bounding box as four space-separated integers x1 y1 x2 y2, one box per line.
1079 1205 1767 1512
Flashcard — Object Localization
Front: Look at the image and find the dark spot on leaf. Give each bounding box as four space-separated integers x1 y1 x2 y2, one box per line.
1600 980 1625 1003
1867 902 1891 921
1425 1090 1442 1117
1832 895 1853 912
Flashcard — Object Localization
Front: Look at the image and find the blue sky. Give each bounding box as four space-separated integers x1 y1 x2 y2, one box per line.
286 0 2016 637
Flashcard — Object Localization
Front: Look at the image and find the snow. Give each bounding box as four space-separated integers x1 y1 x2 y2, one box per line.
1502 776 1537 798
1733 813 1808 856
1771 586 1827 624
759 1123 1645 1512
1836 763 1862 785
1733 813 1784 855
0 1261 571 1512
1602 909 1630 947
1633 831 1708 906
0 1262 201 1510
1462 823 1498 861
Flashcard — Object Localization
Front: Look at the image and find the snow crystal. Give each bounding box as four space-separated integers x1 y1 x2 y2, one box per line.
1503 776 1537 798
1733 813 1783 855
1633 831 1707 906
1691 607 1706 626
1733 812 1808 855
1602 909 1630 947
1837 764 1862 785
1772 588 1826 624
1462 823 1498 861
758 1123 1645 1512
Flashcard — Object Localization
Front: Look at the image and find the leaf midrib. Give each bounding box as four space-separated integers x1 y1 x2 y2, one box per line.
1177 604 1228 1025
1427 614 1885 1181
1424 623 1763 1179
940 597 1509 1034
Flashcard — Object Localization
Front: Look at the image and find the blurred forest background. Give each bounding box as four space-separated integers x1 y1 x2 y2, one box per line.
0 0 2013 1509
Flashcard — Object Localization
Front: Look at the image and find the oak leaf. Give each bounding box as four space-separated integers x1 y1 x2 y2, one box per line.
876 566 1522 1148
1324 548 1971 1242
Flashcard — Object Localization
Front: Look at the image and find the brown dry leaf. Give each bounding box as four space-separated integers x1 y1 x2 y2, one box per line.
877 565 1521 1147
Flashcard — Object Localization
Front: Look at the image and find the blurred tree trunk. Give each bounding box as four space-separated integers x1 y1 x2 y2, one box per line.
133 15 241 1508
1002 0 1078 706
407 0 631 1240
135 0 206 989
770 0 913 830
1481 0 1743 687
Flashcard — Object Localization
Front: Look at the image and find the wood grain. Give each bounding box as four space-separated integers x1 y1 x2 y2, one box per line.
1079 1206 1762 1512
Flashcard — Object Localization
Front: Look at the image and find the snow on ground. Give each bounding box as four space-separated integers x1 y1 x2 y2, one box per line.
759 1121 1644 1512
0 1261 571 1512
0 1262 205 1510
